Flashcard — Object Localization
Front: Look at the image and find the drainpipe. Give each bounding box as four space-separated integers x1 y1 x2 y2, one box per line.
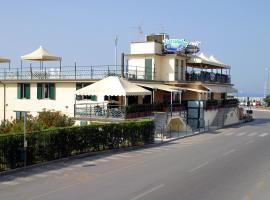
0 81 6 125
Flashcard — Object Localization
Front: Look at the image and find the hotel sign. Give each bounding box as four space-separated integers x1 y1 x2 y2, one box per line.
163 39 189 52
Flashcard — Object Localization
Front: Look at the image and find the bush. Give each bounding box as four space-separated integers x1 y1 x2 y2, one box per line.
0 111 74 135
0 119 154 171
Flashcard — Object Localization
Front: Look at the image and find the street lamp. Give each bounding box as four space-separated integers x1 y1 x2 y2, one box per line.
264 68 269 98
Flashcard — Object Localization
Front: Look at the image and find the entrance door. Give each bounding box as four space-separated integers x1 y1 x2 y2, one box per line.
145 59 153 80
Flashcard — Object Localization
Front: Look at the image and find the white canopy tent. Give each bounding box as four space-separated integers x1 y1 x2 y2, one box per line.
187 53 230 69
0 56 10 70
21 46 62 70
75 76 152 105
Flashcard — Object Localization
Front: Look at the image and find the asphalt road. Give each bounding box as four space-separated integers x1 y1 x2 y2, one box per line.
1 110 270 200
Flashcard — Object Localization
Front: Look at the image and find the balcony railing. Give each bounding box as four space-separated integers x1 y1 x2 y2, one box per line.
74 102 186 120
205 99 239 110
186 71 231 84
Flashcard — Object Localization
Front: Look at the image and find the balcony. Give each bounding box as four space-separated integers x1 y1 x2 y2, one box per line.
74 103 186 120
186 71 231 84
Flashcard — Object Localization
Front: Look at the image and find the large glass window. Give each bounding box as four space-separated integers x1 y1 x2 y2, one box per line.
17 83 30 99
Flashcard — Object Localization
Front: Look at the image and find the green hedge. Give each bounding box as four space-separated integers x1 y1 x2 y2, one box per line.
0 120 154 172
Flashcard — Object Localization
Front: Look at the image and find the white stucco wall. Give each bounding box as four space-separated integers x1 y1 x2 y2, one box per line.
130 42 162 54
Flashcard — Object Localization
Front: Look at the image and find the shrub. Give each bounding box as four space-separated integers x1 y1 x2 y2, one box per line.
0 119 154 171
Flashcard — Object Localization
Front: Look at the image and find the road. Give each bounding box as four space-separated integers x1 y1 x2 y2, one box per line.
1 110 270 200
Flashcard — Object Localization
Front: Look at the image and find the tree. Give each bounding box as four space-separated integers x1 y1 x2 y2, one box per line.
264 95 270 107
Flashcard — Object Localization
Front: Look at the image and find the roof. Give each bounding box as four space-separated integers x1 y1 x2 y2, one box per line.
75 76 152 96
187 53 230 69
0 56 10 63
137 83 209 93
136 83 182 92
204 85 237 94
21 46 61 61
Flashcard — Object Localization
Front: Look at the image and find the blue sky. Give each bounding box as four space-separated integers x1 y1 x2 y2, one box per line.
0 0 269 96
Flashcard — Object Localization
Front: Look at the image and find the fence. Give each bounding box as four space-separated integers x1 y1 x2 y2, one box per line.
0 120 154 172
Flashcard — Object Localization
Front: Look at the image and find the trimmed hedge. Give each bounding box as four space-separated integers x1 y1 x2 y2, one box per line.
0 120 154 172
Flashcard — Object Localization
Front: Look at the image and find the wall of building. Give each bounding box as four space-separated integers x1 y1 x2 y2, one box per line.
0 82 77 121
130 42 162 54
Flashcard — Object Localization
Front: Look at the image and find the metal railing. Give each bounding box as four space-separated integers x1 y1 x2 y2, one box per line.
186 71 231 83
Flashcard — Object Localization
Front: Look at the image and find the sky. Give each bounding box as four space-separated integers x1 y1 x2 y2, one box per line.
0 0 270 96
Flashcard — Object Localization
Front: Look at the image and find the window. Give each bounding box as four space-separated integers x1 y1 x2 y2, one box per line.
15 111 23 120
17 83 30 99
37 83 55 100
181 60 185 80
145 59 153 80
76 83 97 101
175 59 179 81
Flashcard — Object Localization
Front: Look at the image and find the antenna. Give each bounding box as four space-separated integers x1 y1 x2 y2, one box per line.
130 20 144 40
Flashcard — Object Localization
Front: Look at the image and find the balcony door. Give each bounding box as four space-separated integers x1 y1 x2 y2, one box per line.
145 59 152 80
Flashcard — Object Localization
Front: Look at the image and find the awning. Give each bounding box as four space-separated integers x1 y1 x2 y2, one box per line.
0 56 10 63
136 83 182 92
187 53 230 69
75 76 152 96
21 46 61 61
205 85 238 94
137 83 209 93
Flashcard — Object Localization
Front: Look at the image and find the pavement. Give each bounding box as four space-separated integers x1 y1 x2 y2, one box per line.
1 110 270 200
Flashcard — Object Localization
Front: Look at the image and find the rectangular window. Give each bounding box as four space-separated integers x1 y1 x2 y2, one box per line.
37 83 56 100
175 59 179 81
17 83 30 99
76 83 97 101
145 59 153 80
15 111 23 120
181 60 185 80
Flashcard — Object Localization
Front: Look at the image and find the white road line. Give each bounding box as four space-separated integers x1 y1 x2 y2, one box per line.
223 149 235 156
237 132 246 136
247 132 257 137
129 184 165 200
113 154 133 158
82 161 96 165
106 156 122 160
1 181 19 186
259 133 269 137
246 140 254 145
225 132 235 136
47 170 62 174
189 162 209 173
16 177 34 182
32 174 49 178
96 159 109 163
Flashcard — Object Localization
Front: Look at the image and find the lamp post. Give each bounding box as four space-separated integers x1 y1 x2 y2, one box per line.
264 68 269 98
114 35 118 73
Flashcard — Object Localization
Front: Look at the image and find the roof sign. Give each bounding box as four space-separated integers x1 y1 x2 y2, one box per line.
163 39 189 52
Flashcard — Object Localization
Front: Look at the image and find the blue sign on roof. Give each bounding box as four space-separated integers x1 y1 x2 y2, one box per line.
163 39 189 52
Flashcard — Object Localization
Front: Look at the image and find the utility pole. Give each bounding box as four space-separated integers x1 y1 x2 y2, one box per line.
264 68 269 98
114 35 118 73
23 112 28 168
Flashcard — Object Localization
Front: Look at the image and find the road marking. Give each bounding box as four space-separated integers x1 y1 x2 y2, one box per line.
259 133 269 137
247 132 257 137
189 162 209 173
225 132 235 136
96 159 109 163
32 174 49 178
107 156 122 160
223 149 235 156
1 181 19 186
129 184 165 200
112 154 132 158
237 132 246 136
246 140 254 145
47 170 62 174
16 177 34 182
